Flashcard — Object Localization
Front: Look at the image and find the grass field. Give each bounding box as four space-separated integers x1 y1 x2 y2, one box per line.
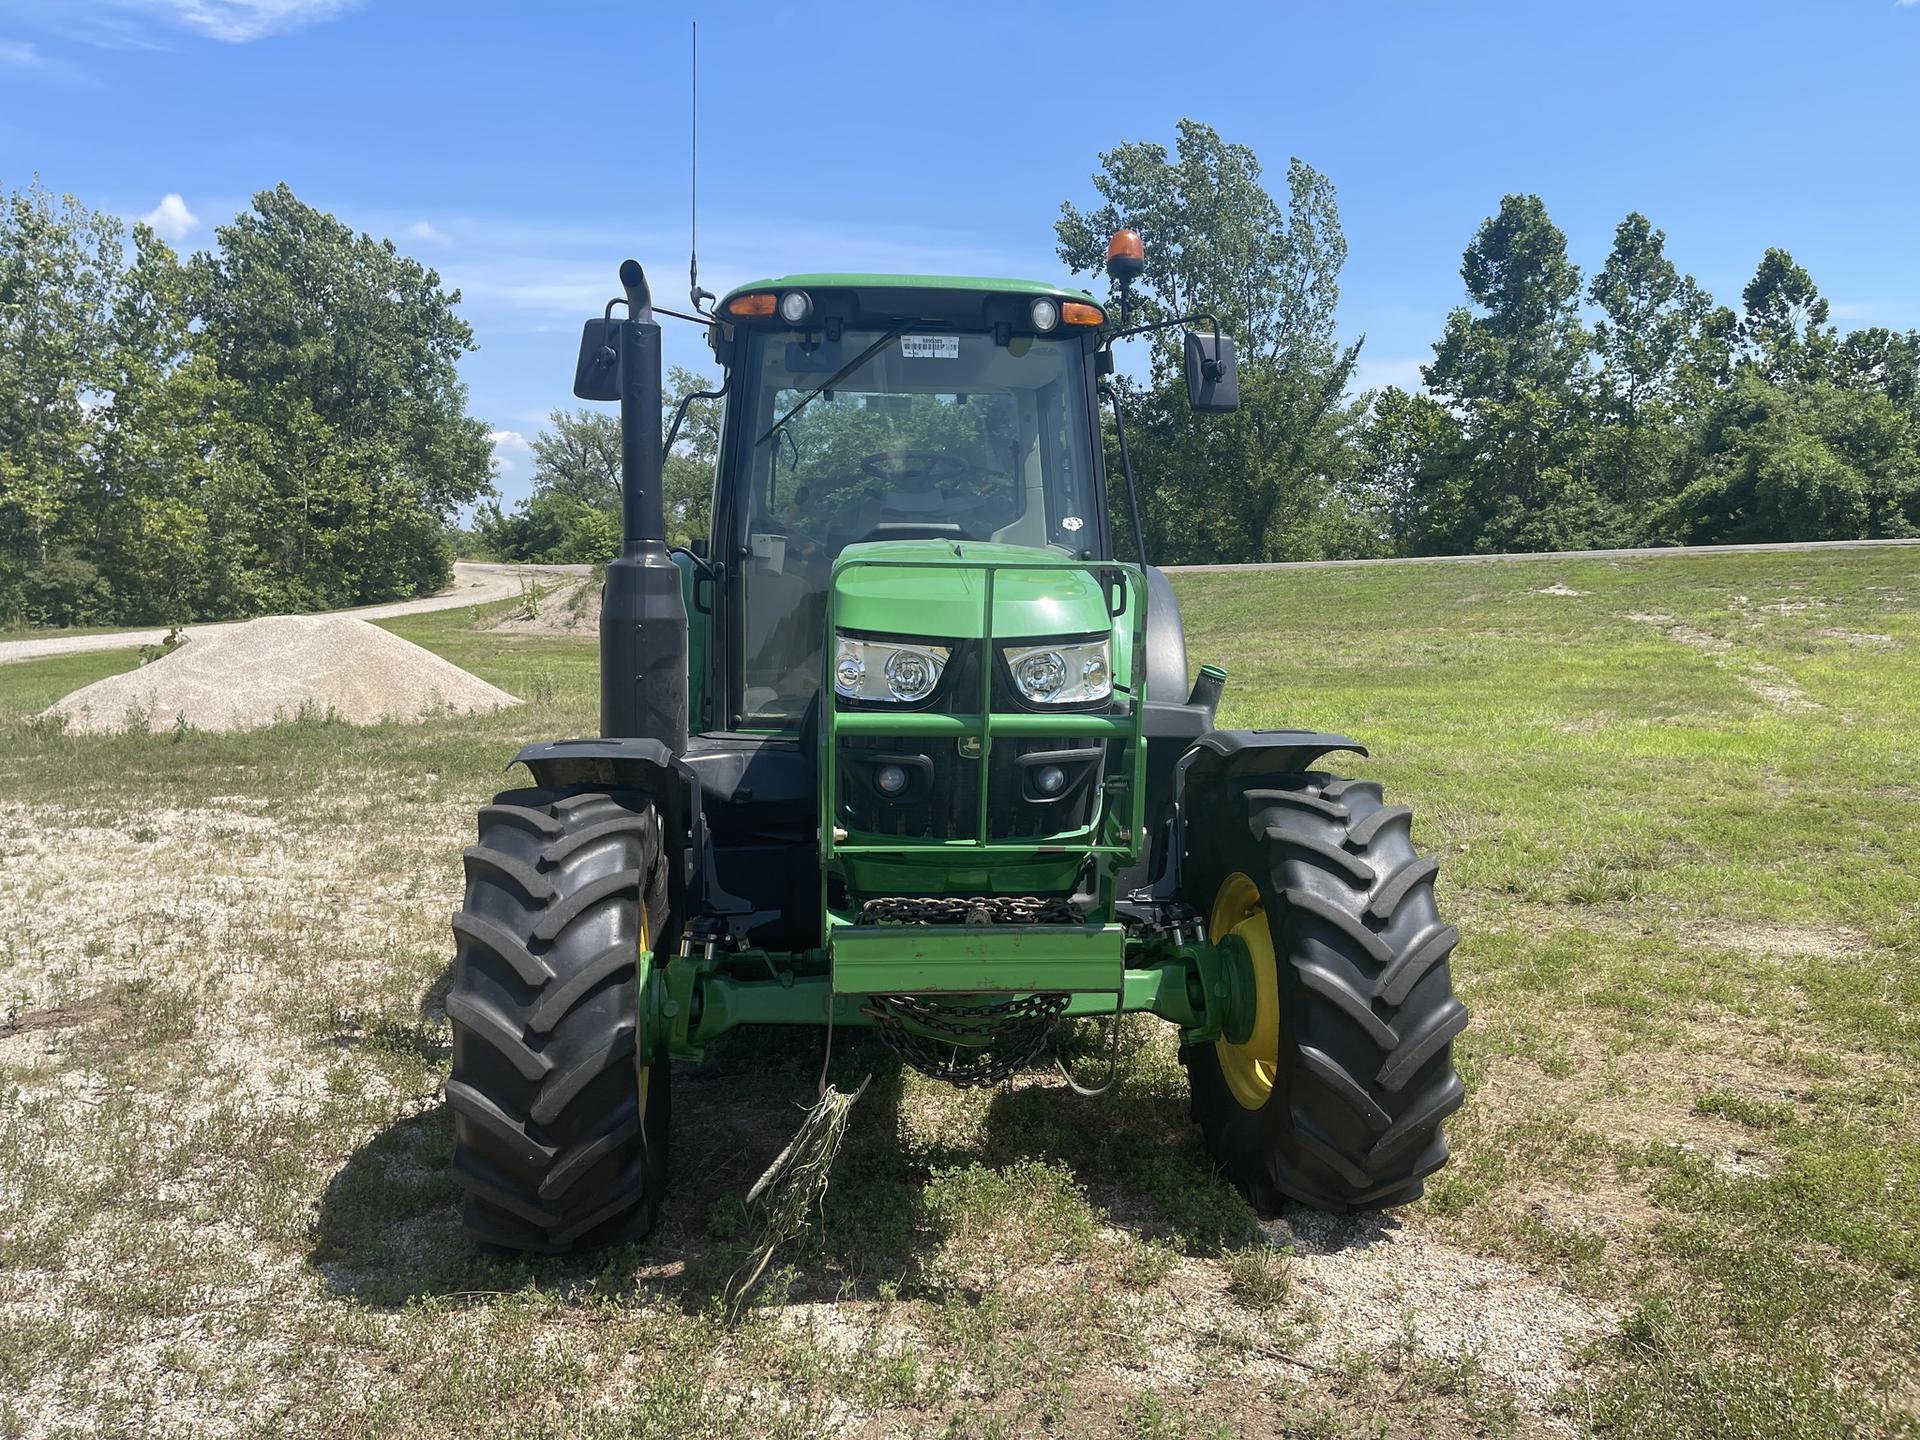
0 549 1915 1438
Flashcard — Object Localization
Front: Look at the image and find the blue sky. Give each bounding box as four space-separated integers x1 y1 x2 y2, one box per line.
3 0 1918 505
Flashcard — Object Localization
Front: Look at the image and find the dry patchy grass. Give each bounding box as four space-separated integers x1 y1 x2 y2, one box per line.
0 549 1915 1437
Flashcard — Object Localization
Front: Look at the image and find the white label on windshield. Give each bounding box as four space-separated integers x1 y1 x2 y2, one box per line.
900 335 959 359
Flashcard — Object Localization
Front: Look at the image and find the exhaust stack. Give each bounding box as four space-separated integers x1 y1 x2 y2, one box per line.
596 260 688 750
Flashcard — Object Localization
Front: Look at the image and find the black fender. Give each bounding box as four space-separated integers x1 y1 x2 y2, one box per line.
512 737 678 794
1176 729 1367 791
509 738 767 944
1145 729 1369 903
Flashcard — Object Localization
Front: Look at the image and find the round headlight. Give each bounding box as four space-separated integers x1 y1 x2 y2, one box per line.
779 290 813 326
875 764 909 796
1030 297 1059 333
1034 765 1067 796
835 651 865 694
1082 651 1109 691
1014 650 1066 701
884 649 936 701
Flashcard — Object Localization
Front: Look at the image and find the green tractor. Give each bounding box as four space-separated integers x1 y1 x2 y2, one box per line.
446 233 1466 1252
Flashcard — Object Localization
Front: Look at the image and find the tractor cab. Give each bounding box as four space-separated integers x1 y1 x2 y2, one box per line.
704 277 1113 730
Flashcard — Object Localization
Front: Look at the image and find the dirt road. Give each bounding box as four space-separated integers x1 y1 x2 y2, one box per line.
0 562 591 666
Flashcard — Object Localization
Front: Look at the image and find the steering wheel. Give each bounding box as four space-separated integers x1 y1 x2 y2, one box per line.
859 450 971 488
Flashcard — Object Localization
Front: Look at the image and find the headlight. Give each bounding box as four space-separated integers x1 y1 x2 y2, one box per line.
833 634 950 703
1004 639 1111 705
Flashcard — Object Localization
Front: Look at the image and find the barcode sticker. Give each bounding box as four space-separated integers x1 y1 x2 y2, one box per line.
900 335 959 359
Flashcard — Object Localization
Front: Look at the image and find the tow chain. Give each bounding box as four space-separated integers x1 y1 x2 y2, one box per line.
854 894 1083 1086
863 992 1071 1088
856 895 1084 927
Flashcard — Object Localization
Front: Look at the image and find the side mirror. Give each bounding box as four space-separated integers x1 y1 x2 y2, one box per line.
689 536 709 561
1184 331 1239 413
573 318 622 402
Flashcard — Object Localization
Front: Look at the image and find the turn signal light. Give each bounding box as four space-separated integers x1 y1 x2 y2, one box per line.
725 292 777 317
1061 301 1105 326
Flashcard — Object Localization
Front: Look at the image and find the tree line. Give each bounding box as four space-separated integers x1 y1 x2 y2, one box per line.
498 122 1916 571
1057 121 1920 563
474 379 718 564
0 180 491 626
13 127 1916 619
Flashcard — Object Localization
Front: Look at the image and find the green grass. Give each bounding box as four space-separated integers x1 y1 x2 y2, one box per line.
0 548 1915 1437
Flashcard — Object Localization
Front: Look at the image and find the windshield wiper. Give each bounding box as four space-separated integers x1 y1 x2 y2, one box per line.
755 322 918 447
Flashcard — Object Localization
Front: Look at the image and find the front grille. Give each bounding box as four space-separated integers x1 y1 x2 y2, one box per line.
834 634 1121 845
836 733 1104 841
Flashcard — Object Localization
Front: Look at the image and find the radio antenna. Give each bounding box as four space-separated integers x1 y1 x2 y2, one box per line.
688 21 714 315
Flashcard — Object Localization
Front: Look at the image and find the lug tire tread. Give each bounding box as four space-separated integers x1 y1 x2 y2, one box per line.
448 785 671 1253
1180 770 1467 1214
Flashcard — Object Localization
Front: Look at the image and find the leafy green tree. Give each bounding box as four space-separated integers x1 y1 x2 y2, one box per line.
481 367 722 563
1661 371 1919 541
1056 120 1360 562
1833 327 1920 408
664 365 721 543
1418 194 1603 551
88 225 224 620
1739 249 1835 384
0 180 123 621
195 183 492 608
1339 386 1461 556
1586 214 1717 515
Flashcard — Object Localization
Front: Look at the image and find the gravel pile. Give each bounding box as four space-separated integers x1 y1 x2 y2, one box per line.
45 616 521 734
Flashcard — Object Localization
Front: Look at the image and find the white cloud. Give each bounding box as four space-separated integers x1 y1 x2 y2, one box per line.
0 38 43 65
488 429 530 478
408 220 445 244
139 193 200 243
110 0 362 43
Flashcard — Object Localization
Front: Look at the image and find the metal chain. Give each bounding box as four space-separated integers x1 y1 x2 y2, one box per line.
863 991 1070 1088
856 895 1084 927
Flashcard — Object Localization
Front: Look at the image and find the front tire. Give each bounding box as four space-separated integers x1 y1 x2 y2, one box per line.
446 786 671 1253
1181 772 1466 1212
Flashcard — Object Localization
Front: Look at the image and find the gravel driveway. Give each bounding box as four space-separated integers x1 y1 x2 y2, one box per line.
0 562 591 667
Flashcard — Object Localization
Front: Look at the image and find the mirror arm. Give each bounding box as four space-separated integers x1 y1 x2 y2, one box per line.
1101 311 1228 380
1104 310 1223 346
604 295 720 332
1099 381 1150 571
666 370 730 456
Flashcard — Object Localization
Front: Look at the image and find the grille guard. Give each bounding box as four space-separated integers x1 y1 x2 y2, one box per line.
821 552 1149 993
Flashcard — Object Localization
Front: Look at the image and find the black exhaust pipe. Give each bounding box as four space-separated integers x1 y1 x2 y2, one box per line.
600 260 689 751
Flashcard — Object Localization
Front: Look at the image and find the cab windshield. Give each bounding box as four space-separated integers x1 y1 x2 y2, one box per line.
733 327 1097 725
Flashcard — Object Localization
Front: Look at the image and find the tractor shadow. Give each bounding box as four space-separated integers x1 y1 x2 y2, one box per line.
309 1017 1394 1311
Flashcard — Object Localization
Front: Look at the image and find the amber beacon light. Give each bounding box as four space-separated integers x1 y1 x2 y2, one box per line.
1104 228 1145 282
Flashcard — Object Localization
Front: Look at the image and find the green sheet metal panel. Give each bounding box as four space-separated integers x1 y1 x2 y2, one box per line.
829 922 1126 996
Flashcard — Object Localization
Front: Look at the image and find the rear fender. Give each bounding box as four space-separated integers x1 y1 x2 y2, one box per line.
512 737 678 795
1151 729 1368 902
1177 729 1366 791
509 739 769 944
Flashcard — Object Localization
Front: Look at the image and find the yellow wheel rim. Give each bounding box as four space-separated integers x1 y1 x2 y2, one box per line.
1212 872 1279 1110
636 895 653 1109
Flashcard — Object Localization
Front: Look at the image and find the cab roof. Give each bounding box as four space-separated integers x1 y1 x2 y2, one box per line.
720 273 1098 305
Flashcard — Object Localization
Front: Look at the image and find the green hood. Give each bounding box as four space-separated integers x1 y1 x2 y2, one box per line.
830 541 1113 642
